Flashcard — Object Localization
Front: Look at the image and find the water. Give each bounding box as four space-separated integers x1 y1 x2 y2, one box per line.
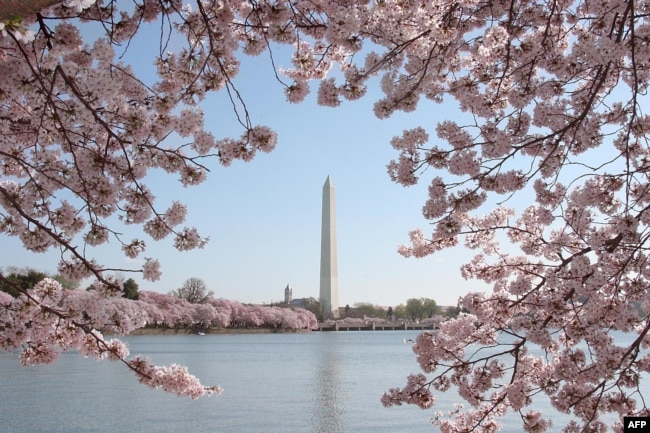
0 331 642 433
0 331 437 433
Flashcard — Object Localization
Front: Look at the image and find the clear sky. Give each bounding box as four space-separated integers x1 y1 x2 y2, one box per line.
0 20 490 308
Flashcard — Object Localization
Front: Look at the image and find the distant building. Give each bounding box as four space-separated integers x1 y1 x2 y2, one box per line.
290 298 307 308
281 284 313 309
284 284 292 304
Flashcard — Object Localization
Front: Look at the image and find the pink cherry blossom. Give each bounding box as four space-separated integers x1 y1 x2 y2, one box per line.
1 1 650 428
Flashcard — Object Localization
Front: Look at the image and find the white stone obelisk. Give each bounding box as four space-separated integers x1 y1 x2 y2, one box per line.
320 176 339 319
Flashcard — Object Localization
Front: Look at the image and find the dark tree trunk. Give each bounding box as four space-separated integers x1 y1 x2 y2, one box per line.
0 0 62 21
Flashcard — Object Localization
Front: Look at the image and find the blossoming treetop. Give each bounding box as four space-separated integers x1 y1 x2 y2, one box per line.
1 0 649 431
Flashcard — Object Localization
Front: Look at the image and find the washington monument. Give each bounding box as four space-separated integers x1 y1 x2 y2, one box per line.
320 176 339 318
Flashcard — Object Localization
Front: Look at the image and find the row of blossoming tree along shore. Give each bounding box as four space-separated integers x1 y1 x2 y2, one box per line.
137 291 318 331
0 280 318 334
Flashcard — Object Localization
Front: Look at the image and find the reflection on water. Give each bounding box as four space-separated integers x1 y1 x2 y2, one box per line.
312 338 346 433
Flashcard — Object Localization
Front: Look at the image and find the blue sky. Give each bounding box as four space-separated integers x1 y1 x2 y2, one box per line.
0 21 489 308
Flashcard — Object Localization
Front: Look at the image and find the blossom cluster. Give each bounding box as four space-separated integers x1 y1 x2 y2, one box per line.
0 276 316 399
0 0 284 292
341 1 650 431
137 291 318 331
0 278 214 398
129 356 222 400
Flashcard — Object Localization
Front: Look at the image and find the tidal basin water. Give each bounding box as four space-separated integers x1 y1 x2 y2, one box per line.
0 330 639 433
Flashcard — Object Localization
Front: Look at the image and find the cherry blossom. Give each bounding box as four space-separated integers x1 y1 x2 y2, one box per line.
137 291 317 332
0 278 217 397
1 0 649 428
0 278 315 398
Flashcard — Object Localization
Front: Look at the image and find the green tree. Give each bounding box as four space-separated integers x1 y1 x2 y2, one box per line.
393 304 407 320
122 278 140 300
421 298 440 319
0 268 48 297
169 278 213 304
405 298 440 322
405 298 423 322
354 302 377 318
300 297 322 319
445 306 462 318
341 303 387 320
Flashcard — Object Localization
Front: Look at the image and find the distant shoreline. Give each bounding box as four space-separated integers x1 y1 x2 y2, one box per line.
122 323 436 335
